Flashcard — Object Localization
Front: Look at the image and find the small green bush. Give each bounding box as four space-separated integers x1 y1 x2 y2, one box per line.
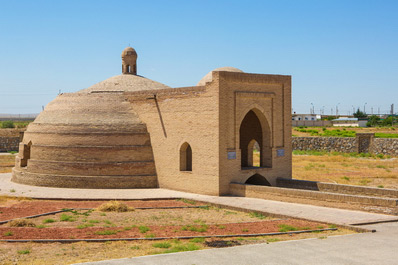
1 121 15 128
17 250 30 255
43 218 56 224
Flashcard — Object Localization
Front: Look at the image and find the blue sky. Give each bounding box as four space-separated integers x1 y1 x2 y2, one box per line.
0 0 397 114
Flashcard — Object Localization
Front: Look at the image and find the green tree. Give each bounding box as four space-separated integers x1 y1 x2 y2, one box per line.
353 109 367 118
367 115 380 127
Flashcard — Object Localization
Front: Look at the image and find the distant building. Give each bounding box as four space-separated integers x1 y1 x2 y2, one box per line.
332 117 367 127
292 114 321 121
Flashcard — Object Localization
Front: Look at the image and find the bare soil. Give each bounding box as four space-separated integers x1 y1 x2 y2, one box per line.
0 200 330 240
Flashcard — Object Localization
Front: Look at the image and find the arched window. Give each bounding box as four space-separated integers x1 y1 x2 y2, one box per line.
127 65 131 73
180 142 192 171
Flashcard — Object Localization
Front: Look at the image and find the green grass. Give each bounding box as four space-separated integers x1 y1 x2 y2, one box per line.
59 214 76 222
36 225 46 229
152 242 171 248
176 198 196 205
4 231 13 236
181 224 208 232
138 225 150 233
341 176 350 181
94 230 118 235
88 220 100 223
145 233 156 238
374 133 398 138
267 238 280 243
278 224 298 232
293 150 389 159
249 212 267 219
190 237 205 243
76 223 94 229
43 218 56 224
17 250 30 254
163 243 200 253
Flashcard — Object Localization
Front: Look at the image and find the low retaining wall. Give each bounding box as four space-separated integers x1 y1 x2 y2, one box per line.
277 178 398 199
292 137 356 153
292 135 398 156
0 137 20 152
229 183 398 208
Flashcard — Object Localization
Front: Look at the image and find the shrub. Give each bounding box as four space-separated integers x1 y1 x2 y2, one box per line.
9 219 36 227
59 214 75 222
1 121 15 128
97 201 134 212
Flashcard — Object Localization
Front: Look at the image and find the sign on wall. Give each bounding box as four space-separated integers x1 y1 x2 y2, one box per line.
227 151 236 160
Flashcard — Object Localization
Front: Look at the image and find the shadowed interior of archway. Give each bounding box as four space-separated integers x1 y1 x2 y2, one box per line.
245 174 271 186
239 109 272 168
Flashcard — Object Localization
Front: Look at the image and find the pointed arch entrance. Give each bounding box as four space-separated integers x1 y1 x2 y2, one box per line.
239 109 272 168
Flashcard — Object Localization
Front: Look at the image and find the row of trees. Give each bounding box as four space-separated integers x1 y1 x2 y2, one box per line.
353 109 396 127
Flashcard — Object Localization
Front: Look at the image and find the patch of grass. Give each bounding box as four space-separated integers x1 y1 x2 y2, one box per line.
224 210 238 215
216 225 226 229
145 233 156 238
43 218 56 224
152 242 171 248
278 224 298 232
341 176 350 181
249 212 267 219
181 224 208 232
130 246 140 250
89 220 100 224
378 185 384 188
328 224 337 229
359 179 371 186
267 238 280 243
9 219 36 227
190 237 205 243
77 223 94 229
100 213 106 216
4 231 13 236
9 189 15 193
138 225 150 233
242 228 249 232
97 201 134 212
95 230 118 235
60 214 76 222
176 198 196 205
318 236 327 239
17 249 30 255
163 243 200 253
36 224 46 229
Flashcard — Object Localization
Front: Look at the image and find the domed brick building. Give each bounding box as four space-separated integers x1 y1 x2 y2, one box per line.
12 47 292 195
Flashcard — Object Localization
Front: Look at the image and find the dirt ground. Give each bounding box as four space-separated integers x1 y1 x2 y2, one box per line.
0 198 353 265
293 154 398 189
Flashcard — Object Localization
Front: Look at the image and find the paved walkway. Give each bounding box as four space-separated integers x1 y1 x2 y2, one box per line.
76 222 398 265
1 173 397 226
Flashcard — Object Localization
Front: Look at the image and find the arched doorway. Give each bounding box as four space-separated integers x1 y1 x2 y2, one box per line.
245 174 271 186
239 109 272 168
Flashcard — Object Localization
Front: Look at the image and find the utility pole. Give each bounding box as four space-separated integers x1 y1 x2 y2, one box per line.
364 102 367 114
371 107 373 115
391 104 394 115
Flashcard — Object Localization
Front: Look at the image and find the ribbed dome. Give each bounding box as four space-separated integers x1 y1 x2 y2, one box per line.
79 74 170 93
197 67 244 86
12 93 158 189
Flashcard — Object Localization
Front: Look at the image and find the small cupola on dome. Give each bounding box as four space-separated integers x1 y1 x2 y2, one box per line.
121 47 137 75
